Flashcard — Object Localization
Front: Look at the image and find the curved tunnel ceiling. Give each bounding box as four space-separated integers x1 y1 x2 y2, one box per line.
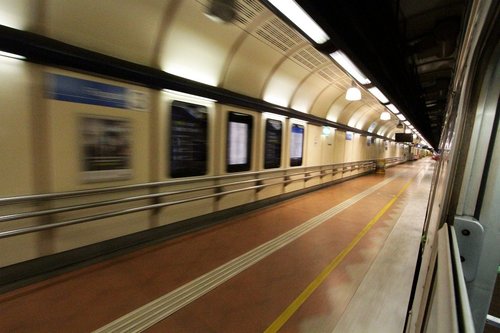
293 0 467 147
0 0 418 142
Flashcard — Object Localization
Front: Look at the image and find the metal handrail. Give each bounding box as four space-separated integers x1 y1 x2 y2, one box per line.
0 159 377 239
0 171 320 223
0 159 377 205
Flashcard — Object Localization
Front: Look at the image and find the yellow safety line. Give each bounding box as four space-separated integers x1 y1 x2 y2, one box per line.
264 177 415 333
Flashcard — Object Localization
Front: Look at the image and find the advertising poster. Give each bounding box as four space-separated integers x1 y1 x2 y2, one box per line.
170 100 208 178
290 124 304 166
264 119 282 169
227 112 253 172
229 122 248 165
81 117 132 182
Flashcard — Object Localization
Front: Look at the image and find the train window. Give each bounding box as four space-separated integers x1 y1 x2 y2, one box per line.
170 100 208 178
264 119 282 169
80 116 132 182
290 124 304 166
227 112 253 172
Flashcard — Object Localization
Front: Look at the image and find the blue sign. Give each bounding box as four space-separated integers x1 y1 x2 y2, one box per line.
46 73 148 111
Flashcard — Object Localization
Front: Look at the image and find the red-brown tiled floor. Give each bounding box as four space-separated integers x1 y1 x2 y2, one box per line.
147 172 418 332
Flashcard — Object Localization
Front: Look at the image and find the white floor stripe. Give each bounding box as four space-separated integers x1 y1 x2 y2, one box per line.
94 174 401 333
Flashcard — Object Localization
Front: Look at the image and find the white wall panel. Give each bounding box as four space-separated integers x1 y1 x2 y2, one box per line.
0 59 34 196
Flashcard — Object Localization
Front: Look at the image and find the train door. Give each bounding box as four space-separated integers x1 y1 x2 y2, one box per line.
454 40 500 332
406 4 499 331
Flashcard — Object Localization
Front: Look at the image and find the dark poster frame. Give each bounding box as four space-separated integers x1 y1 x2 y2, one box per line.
169 100 208 178
264 118 282 169
290 123 304 167
227 111 253 173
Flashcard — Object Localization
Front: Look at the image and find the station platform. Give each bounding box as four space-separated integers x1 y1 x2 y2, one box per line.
0 159 434 332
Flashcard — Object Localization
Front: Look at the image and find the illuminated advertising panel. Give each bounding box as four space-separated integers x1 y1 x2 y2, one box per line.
290 124 304 166
170 100 208 178
227 112 253 172
264 119 282 169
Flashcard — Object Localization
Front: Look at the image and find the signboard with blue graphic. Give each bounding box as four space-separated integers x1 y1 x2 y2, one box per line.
46 73 148 111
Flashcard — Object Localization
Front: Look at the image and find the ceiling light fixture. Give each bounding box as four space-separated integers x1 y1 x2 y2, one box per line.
386 104 400 114
368 87 389 104
345 81 361 101
380 111 391 120
267 0 329 44
397 114 406 121
0 50 26 60
330 50 371 85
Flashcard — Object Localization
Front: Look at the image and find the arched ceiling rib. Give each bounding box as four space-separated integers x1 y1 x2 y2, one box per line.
338 103 364 127
349 105 374 129
151 1 183 67
160 0 243 86
310 84 344 118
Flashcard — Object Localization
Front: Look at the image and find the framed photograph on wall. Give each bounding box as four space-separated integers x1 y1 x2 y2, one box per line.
80 116 132 182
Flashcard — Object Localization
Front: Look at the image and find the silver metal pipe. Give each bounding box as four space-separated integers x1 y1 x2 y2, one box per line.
0 160 375 205
0 161 376 238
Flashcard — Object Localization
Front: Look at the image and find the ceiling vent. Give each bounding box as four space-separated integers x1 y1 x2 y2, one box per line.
205 0 237 23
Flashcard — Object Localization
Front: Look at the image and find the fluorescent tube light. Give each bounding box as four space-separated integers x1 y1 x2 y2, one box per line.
386 104 400 114
330 50 371 85
368 87 389 104
0 51 25 60
397 114 406 121
267 0 329 44
262 112 287 121
162 89 217 103
404 121 411 126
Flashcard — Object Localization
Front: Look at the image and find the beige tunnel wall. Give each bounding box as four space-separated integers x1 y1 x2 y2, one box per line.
0 62 411 268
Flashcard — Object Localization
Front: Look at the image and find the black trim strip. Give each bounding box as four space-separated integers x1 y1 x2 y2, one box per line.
0 24 393 141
